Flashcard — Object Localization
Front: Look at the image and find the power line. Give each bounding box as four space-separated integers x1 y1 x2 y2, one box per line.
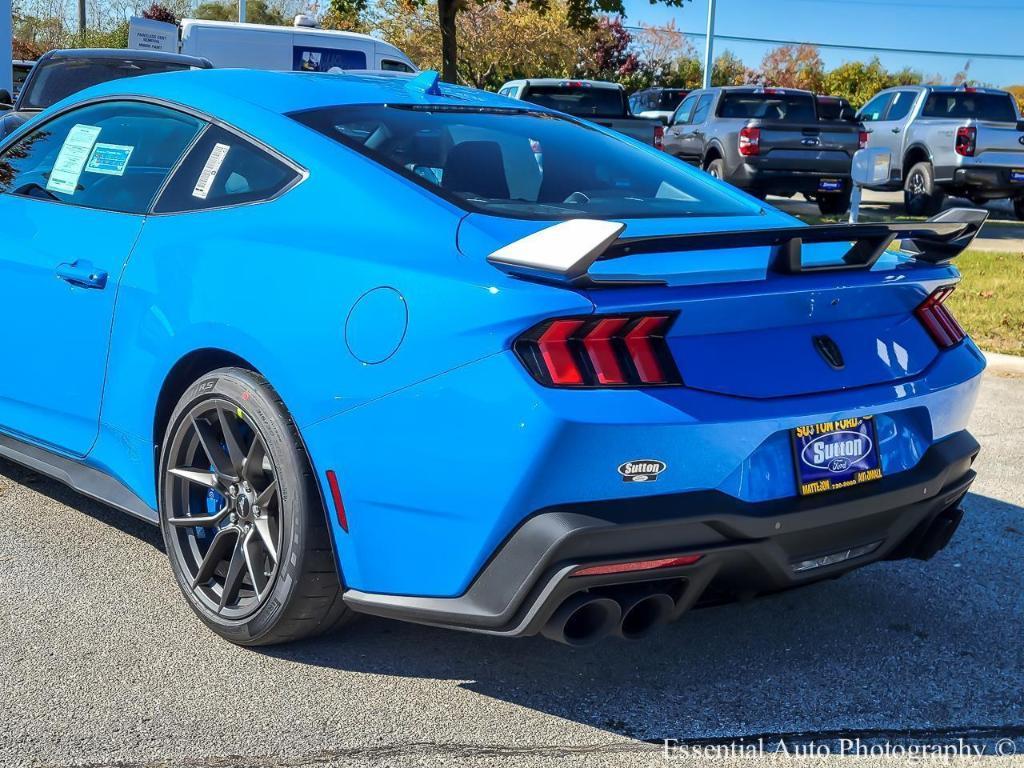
621 26 1024 62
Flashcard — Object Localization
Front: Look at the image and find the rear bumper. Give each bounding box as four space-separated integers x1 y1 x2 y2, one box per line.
343 430 979 636
946 165 1024 198
729 164 851 195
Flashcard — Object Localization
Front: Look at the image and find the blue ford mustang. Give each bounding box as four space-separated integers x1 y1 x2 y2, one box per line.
0 69 986 646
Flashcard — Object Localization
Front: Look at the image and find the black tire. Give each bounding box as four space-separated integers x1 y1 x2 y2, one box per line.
705 158 725 181
159 367 350 645
817 190 852 216
1014 197 1024 221
904 161 946 216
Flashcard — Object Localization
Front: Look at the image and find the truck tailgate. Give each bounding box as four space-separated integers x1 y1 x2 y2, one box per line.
757 122 859 173
974 120 1024 165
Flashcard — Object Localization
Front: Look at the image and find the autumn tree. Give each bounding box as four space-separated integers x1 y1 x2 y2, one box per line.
759 44 825 92
335 0 690 83
823 57 922 107
193 0 290 25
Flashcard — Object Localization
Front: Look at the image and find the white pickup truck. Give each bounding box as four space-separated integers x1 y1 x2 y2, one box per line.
858 85 1024 219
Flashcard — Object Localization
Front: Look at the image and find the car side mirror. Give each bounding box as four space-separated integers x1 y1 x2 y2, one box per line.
851 148 891 187
0 89 12 107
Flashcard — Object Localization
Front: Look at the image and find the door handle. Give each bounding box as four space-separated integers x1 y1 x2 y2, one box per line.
891 127 902 134
56 260 108 290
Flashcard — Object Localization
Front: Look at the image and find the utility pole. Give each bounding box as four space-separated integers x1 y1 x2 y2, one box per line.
702 0 716 89
239 0 246 22
78 0 86 41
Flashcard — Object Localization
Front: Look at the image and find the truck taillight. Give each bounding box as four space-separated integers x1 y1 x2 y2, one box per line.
739 126 760 157
858 130 869 150
915 286 965 348
955 126 977 157
515 314 681 388
654 125 665 150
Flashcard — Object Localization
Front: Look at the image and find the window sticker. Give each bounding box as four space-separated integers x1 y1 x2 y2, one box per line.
46 124 102 195
192 143 230 200
85 143 134 176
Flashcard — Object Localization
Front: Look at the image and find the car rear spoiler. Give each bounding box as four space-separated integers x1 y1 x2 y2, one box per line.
487 208 988 288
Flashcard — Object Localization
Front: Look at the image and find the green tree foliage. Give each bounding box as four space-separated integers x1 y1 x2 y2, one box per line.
823 57 922 108
193 0 290 25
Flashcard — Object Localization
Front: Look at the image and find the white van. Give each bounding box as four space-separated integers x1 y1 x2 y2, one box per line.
178 17 417 73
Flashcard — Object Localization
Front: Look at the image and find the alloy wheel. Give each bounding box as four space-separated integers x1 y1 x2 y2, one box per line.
164 400 282 620
908 171 926 197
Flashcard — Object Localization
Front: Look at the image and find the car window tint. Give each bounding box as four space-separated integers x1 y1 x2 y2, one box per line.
154 124 299 213
0 100 204 214
884 91 917 122
921 92 1017 122
858 93 892 122
291 104 753 221
20 58 200 111
690 95 713 124
718 93 816 122
380 59 414 73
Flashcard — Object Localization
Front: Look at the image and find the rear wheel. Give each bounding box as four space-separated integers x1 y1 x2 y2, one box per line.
159 367 350 645
904 161 945 216
1014 196 1024 221
705 158 725 180
817 190 852 216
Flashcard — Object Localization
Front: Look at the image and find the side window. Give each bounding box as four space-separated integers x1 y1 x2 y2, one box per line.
858 93 893 122
884 90 917 122
154 124 299 213
0 100 203 214
672 94 699 125
690 94 714 125
380 59 414 73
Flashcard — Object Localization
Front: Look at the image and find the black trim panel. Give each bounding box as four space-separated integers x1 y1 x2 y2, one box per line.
0 431 157 523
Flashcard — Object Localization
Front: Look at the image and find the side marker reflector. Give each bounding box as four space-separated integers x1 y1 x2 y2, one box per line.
326 470 348 532
572 554 702 577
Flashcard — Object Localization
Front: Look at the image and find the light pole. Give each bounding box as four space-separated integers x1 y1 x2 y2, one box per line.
702 0 716 89
239 0 247 22
0 0 11 94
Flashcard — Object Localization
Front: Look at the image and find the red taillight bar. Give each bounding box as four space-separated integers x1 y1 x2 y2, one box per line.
326 469 349 532
572 554 703 577
915 286 966 348
515 313 681 388
858 129 869 150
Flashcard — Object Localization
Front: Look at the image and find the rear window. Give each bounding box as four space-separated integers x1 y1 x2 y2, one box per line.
921 92 1017 122
718 92 817 122
20 58 198 111
290 104 753 221
816 97 855 122
651 90 689 111
520 84 625 118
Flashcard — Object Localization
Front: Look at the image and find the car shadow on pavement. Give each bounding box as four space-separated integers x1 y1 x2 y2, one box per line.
0 458 164 551
258 490 1024 744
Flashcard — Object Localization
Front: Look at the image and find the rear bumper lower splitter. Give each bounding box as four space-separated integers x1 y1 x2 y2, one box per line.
343 431 979 637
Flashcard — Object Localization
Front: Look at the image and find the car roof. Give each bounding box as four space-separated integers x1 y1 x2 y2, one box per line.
505 78 624 90
37 48 211 67
64 69 531 117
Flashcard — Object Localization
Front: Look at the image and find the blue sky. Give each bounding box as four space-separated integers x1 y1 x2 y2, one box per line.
620 0 1024 86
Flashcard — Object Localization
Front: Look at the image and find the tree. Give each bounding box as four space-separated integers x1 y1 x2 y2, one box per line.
712 50 755 86
193 0 290 25
759 44 825 92
578 17 638 81
141 2 179 25
823 57 922 107
334 0 690 83
1008 85 1024 114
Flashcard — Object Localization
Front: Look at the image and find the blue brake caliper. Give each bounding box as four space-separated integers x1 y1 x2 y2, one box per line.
199 463 226 540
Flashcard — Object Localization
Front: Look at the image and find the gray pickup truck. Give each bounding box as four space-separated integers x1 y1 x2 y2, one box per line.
661 86 865 215
858 85 1024 219
498 78 663 147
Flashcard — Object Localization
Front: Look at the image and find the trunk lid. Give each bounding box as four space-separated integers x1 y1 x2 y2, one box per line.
753 121 860 173
462 212 952 400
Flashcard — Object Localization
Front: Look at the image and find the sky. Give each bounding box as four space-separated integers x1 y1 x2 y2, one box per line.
619 0 1024 87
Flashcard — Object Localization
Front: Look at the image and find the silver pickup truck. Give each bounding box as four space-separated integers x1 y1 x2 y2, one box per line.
858 85 1024 219
498 78 663 147
661 86 865 215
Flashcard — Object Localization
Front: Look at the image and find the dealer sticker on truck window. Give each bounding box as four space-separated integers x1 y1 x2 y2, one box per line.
792 417 882 496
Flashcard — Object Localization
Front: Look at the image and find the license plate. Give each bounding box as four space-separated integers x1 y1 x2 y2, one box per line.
1010 169 1024 184
792 417 883 496
818 178 843 192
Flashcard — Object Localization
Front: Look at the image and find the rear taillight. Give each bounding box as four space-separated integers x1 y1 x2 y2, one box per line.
572 554 703 578
653 124 665 150
515 314 681 388
915 286 965 348
858 129 869 150
955 126 977 157
739 126 760 157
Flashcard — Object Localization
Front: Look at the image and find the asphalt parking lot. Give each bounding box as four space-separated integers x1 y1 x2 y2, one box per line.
2 372 1023 768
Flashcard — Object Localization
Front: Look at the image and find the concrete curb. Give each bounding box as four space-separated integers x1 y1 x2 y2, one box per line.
984 350 1024 377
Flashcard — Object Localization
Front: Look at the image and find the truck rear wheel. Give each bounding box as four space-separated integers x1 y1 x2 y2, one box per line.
817 191 852 216
904 162 945 216
1014 197 1024 221
705 159 725 181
